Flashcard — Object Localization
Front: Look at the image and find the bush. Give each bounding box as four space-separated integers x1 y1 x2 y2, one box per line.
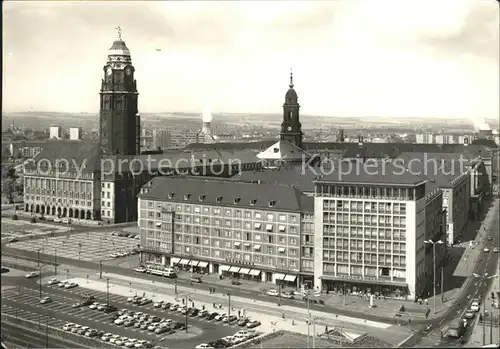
12 214 18 220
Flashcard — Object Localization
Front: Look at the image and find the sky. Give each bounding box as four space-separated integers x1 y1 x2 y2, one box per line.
2 0 499 118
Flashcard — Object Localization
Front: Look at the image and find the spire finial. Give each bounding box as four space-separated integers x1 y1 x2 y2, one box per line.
289 68 294 88
115 26 122 40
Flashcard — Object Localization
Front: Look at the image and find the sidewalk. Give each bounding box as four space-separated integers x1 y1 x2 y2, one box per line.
50 273 413 346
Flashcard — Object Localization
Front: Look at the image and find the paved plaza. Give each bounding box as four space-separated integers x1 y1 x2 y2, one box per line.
7 230 140 262
1 219 67 242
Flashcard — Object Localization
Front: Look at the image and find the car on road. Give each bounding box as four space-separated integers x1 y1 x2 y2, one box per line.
266 289 279 296
488 236 493 241
471 301 480 312
54 218 62 223
115 337 129 346
214 313 226 321
464 311 475 319
190 277 203 283
170 303 180 311
40 296 52 304
483 247 490 253
1 266 10 273
231 279 241 285
58 281 68 288
189 309 200 317
65 282 78 289
127 296 140 302
161 302 172 310
134 266 147 273
246 320 261 328
48 278 59 285
97 303 107 311
124 339 138 348
207 312 219 320
225 315 238 324
25 271 39 279
493 247 499 253
196 344 214 349
84 329 99 337
154 301 164 308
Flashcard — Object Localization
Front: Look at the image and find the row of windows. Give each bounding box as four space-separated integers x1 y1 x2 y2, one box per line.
323 264 406 279
142 202 299 222
316 185 421 201
25 189 91 200
172 239 299 256
323 239 406 252
323 201 407 213
323 251 407 265
323 214 407 226
25 178 92 192
323 226 407 240
25 195 92 207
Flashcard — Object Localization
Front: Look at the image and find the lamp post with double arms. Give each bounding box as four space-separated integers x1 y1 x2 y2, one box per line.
424 239 443 314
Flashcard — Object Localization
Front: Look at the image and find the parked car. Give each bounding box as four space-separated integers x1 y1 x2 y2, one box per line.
207 312 219 320
154 301 164 308
189 309 200 317
139 298 152 306
172 322 186 330
190 277 202 283
246 320 261 328
58 281 68 288
493 247 499 253
196 344 214 349
47 278 59 285
101 333 113 341
214 313 226 321
161 302 172 310
224 315 237 324
231 279 241 285
97 303 107 311
135 266 147 273
282 292 294 299
155 327 174 335
62 323 75 331
198 310 209 318
25 271 39 279
40 297 52 304
89 302 100 310
103 305 118 313
483 247 490 253
237 318 249 326
65 282 78 289
266 289 279 296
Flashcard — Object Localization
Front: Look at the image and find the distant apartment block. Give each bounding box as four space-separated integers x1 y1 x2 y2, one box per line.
49 126 62 140
152 129 171 149
69 127 83 140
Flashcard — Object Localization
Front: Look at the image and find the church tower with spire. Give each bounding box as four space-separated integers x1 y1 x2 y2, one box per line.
99 27 140 156
280 70 303 149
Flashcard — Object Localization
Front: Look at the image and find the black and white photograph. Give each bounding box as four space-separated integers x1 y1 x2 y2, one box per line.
1 1 499 348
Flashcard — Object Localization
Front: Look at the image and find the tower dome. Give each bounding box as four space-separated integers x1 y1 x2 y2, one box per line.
106 27 132 70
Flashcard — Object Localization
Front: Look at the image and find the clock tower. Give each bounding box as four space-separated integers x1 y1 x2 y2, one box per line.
99 29 140 156
280 70 303 149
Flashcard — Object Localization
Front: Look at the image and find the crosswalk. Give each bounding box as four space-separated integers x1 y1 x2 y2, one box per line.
9 231 139 262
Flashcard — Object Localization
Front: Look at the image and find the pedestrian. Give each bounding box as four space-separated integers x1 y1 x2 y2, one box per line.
282 313 285 320
292 319 295 326
238 310 241 318
213 302 215 308
325 325 328 333
202 305 205 311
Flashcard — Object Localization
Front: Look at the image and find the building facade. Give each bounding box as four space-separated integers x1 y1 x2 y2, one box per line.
313 172 441 300
49 126 62 140
138 177 313 287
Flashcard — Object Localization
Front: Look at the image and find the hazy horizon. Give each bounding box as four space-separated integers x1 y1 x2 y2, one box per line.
3 1 499 119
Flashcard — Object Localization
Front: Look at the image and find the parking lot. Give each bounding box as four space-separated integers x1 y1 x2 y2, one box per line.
1 282 239 348
1 220 66 242
7 230 140 262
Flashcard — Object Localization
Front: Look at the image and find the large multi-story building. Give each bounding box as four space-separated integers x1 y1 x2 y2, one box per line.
49 126 62 140
313 163 443 300
138 176 313 287
152 129 171 149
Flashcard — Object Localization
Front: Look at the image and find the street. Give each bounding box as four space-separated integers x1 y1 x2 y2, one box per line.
1 321 85 348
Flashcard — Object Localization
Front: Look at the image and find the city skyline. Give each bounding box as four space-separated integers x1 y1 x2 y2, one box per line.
2 0 499 118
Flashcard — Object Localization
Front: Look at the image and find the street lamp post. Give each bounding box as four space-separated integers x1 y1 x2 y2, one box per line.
184 294 189 333
424 239 443 314
227 293 232 319
54 248 57 277
39 265 42 299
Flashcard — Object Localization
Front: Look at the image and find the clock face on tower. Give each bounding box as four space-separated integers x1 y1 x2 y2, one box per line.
125 68 131 76
106 67 113 76
288 126 292 131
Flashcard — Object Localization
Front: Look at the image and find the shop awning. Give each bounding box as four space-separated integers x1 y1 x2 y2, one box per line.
284 274 297 282
171 257 180 264
274 273 286 280
239 268 251 274
220 265 230 271
198 261 208 268
178 259 189 265
229 266 241 273
189 260 199 267
249 269 261 276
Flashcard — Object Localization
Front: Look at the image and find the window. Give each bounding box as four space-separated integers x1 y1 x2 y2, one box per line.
278 225 286 232
266 224 273 232
254 223 261 230
255 213 262 219
279 214 286 222
194 206 200 213
216 196 223 203
266 213 274 221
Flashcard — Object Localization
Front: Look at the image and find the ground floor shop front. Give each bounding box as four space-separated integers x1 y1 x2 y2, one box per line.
320 276 410 300
139 251 304 289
